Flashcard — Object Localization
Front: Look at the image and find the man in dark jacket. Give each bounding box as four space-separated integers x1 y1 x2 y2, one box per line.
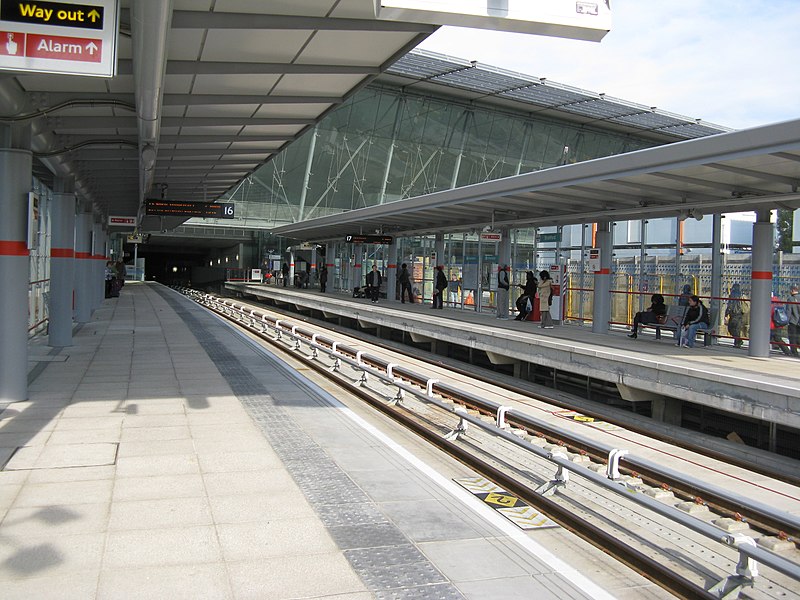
397 263 413 303
319 266 328 293
675 295 709 348
365 264 382 303
432 265 447 309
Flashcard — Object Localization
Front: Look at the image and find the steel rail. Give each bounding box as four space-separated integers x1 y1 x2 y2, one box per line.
180 289 800 593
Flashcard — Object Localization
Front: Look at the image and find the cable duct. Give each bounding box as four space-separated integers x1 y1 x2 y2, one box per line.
131 0 173 225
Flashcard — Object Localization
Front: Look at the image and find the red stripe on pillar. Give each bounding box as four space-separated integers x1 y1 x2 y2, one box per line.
0 241 29 256
75 252 92 259
752 271 772 280
51 248 75 258
387 263 397 268
597 268 610 274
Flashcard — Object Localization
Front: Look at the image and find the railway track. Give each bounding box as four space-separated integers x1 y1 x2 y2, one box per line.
178 288 800 600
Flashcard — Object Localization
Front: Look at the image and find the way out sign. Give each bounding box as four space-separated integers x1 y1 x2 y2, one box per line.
0 0 119 77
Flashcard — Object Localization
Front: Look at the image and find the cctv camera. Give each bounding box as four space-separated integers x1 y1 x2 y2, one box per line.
482 225 492 232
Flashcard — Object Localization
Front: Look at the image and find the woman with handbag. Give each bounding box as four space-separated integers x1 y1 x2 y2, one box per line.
537 270 554 328
628 293 667 339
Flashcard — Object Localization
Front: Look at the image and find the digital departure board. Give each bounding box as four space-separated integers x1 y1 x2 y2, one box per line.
145 199 235 219
344 234 393 244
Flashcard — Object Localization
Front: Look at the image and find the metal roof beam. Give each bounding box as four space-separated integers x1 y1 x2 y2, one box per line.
706 162 800 188
118 59 380 76
53 116 315 128
167 10 436 33
652 172 772 196
162 94 341 105
157 134 292 143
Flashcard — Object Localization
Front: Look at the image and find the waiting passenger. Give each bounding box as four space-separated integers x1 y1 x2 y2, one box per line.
675 295 709 348
397 263 414 303
319 266 328 293
432 265 447 309
365 264 382 303
514 271 537 321
281 262 289 287
770 295 792 356
787 286 800 357
537 270 554 328
678 283 692 306
724 283 749 348
628 293 667 339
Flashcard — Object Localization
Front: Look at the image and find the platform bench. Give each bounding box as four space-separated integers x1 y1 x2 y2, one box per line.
639 305 715 346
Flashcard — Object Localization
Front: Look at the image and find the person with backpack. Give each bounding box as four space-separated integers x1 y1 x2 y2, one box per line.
724 283 749 348
770 294 792 355
674 295 709 348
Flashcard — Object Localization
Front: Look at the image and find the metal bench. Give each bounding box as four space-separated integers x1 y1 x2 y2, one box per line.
639 305 715 346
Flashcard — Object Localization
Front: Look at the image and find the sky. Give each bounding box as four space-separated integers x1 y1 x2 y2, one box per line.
416 0 800 130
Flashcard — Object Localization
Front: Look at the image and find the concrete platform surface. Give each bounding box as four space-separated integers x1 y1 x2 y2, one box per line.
1 282 668 600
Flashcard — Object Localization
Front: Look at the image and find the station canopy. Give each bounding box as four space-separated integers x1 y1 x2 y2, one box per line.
271 118 800 241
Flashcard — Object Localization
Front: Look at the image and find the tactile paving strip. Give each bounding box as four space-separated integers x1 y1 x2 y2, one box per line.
157 288 466 598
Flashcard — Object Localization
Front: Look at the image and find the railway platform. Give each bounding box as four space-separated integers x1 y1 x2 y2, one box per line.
2 282 663 599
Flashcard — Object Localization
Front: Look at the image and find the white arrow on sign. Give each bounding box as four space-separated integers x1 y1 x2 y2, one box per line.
86 41 98 55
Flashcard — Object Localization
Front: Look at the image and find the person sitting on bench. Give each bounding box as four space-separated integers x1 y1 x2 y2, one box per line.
675 295 710 348
628 293 667 338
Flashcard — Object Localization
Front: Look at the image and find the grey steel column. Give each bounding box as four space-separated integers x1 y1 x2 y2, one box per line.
75 206 93 323
639 219 647 312
49 181 76 347
0 148 32 403
749 211 773 357
326 242 337 291
310 245 317 285
288 249 295 286
387 240 398 301
351 244 363 291
497 226 511 318
92 217 104 308
297 125 318 221
710 213 722 344
592 221 612 334
434 233 444 266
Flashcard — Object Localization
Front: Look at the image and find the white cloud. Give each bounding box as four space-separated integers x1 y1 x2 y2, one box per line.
417 0 800 129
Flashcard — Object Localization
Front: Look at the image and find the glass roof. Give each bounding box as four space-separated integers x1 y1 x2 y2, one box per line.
387 49 732 140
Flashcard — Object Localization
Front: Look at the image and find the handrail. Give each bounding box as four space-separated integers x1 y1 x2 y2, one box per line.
179 287 800 590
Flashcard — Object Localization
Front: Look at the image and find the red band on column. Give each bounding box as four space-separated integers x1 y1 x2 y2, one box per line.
597 268 610 274
0 241 29 256
51 248 75 258
752 271 772 280
387 263 397 268
75 251 92 259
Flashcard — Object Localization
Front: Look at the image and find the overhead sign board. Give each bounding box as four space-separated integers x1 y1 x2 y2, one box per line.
538 232 562 243
145 199 235 219
108 215 135 227
344 234 393 245
374 0 611 42
480 232 502 242
0 0 118 77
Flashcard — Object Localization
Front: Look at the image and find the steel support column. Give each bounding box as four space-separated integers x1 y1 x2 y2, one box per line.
49 180 76 347
326 242 337 291
0 148 32 403
592 221 612 334
75 206 93 323
387 240 398 302
710 213 722 345
749 211 773 357
497 226 511 319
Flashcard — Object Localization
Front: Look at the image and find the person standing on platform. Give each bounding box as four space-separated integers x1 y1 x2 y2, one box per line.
628 293 667 338
538 270 554 328
397 263 414 303
770 294 792 356
319 266 328 293
514 271 537 321
281 262 289 287
365 264 382 303
678 283 692 306
724 283 749 349
496 265 510 319
432 265 447 309
787 286 800 357
675 295 709 348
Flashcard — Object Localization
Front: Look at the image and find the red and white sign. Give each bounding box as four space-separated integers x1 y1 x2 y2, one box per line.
26 33 101 62
108 215 136 227
480 232 503 242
